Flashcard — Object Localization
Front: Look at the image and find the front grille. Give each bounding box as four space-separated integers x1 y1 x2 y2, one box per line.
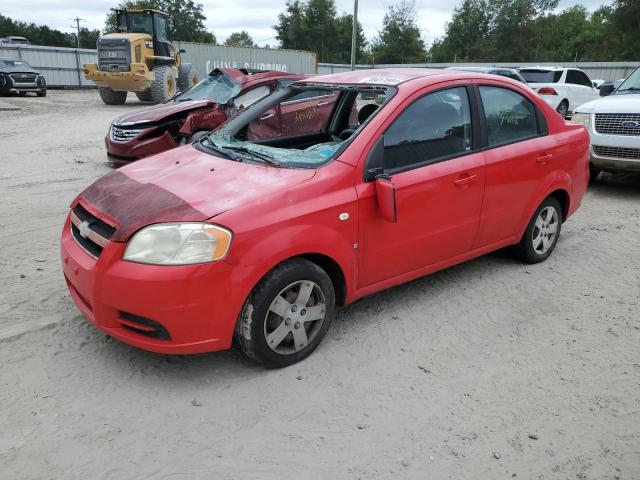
98 38 131 72
70 203 117 258
593 145 640 160
594 113 640 136
110 125 144 142
10 72 37 83
118 311 171 340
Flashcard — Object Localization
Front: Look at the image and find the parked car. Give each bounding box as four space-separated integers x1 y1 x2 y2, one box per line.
519 66 600 118
445 66 527 83
106 68 304 160
61 68 589 367
598 79 625 97
0 36 31 45
573 67 640 176
0 57 46 96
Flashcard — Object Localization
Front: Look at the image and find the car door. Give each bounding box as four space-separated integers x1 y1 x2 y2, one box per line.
565 69 593 111
472 82 555 247
357 85 486 287
279 90 338 137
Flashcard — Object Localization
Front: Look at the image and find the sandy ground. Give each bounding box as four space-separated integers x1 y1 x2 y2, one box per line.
0 90 639 480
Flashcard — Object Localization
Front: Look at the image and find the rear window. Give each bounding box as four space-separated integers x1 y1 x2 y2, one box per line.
519 70 562 83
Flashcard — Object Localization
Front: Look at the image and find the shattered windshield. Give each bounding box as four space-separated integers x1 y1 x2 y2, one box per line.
614 68 640 94
202 84 392 168
174 70 241 104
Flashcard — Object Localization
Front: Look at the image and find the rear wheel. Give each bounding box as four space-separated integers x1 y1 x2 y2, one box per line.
150 66 176 103
556 100 569 119
515 196 562 264
177 63 197 92
235 259 335 368
99 87 127 105
135 89 152 102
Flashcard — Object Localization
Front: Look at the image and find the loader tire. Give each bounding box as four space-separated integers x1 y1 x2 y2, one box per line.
99 87 127 105
177 63 198 92
150 66 176 104
135 89 153 102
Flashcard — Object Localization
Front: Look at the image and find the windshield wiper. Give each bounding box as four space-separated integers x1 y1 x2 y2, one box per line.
222 145 283 166
198 136 244 162
616 87 640 93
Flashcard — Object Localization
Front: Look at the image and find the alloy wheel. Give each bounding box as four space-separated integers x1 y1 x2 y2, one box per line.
264 280 327 355
532 206 559 254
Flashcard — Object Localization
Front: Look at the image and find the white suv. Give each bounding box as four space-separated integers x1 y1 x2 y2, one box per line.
519 66 600 118
573 67 640 177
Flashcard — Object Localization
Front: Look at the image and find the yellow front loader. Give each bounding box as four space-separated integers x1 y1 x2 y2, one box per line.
84 9 198 104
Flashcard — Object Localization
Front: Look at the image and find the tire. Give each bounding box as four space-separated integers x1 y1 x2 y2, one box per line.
235 259 336 368
177 63 197 92
36 89 46 97
515 196 562 264
99 87 127 105
589 163 601 182
135 89 152 102
150 65 176 103
556 100 569 119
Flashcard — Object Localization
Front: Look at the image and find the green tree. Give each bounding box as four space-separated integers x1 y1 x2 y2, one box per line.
608 0 640 60
333 12 367 64
224 31 256 47
303 0 338 62
0 14 76 47
371 0 427 64
104 0 216 43
274 0 307 51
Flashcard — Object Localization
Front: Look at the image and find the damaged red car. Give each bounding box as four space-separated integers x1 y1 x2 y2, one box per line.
62 68 589 367
106 68 304 160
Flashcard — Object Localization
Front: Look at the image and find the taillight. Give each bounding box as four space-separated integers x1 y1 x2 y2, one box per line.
538 87 558 95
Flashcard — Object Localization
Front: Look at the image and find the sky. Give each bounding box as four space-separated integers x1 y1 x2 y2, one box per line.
1 0 610 47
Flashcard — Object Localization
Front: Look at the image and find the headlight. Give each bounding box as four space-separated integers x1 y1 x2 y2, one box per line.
123 223 232 265
144 40 154 49
571 112 590 128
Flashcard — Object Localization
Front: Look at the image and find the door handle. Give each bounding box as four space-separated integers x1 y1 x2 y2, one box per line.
454 174 479 187
316 101 330 106
259 113 275 121
536 153 553 165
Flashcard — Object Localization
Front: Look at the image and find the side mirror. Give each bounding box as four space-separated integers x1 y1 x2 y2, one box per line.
179 49 186 54
599 83 615 96
375 177 397 223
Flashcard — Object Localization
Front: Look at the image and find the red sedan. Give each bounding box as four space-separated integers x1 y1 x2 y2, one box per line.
105 68 304 160
61 68 589 367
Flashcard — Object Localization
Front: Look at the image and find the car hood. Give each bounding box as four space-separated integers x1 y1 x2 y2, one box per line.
75 144 316 241
574 93 640 114
113 99 219 126
0 65 40 75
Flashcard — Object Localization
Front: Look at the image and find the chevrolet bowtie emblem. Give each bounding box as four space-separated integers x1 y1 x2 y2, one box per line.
78 220 91 238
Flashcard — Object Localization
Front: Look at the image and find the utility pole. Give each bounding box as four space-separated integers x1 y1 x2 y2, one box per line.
350 0 359 71
72 17 85 49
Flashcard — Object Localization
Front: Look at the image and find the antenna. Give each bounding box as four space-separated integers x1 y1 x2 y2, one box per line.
71 17 86 49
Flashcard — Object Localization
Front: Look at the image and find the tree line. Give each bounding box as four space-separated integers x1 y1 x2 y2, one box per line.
1 0 637 63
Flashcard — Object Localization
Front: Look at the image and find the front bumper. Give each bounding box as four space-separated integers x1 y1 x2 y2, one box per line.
105 128 178 160
0 74 46 93
84 63 156 91
61 215 251 354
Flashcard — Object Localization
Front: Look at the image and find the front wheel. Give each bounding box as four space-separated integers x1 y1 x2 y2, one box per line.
515 196 562 264
235 259 335 368
99 87 127 105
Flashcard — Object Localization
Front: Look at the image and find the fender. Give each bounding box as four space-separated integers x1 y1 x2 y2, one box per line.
179 104 226 135
230 223 358 302
517 168 572 240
